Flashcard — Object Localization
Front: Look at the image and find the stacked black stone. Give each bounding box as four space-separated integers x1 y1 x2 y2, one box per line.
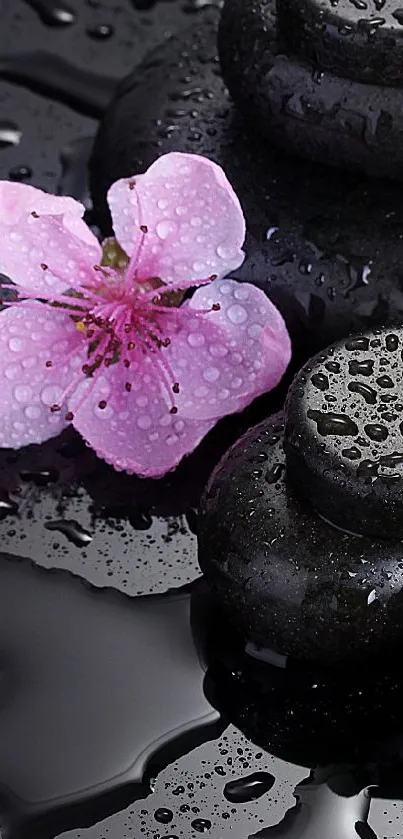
199 326 403 663
219 0 403 178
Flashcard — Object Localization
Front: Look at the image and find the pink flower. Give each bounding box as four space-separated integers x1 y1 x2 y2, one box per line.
0 152 291 477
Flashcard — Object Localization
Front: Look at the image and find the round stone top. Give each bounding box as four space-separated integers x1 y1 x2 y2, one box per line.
277 0 403 87
284 327 403 539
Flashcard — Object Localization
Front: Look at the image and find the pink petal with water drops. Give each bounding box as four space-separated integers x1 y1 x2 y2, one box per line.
107 152 246 287
69 355 215 477
162 278 291 421
0 181 101 295
0 303 86 448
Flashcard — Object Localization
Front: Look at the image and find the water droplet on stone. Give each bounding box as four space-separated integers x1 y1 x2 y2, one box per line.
223 771 275 803
25 0 76 26
191 818 212 832
0 121 22 148
8 165 32 181
44 519 93 547
307 410 359 436
86 23 114 39
154 808 174 824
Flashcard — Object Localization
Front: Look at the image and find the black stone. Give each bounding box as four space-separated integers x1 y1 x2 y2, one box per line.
277 0 403 88
219 0 403 180
90 13 403 364
199 327 403 663
285 327 403 540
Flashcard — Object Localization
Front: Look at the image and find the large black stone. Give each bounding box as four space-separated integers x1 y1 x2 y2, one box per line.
277 0 403 88
219 0 403 179
91 13 403 364
198 326 403 663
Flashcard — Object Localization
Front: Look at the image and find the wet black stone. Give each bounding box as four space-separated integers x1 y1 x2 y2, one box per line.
199 327 403 663
277 0 403 87
90 13 403 364
285 326 403 541
218 0 403 179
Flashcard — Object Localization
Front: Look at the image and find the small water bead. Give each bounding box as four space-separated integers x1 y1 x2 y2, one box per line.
8 337 26 353
156 220 178 240
203 367 219 382
209 343 228 358
166 434 180 446
13 385 33 404
348 382 377 405
377 375 394 388
25 0 76 26
24 405 41 420
86 24 114 39
154 808 174 824
8 165 32 181
5 365 20 381
223 771 275 803
191 819 212 832
0 121 22 148
227 304 247 325
311 373 329 391
216 243 237 260
348 359 374 377
364 423 389 442
187 332 205 348
137 415 152 430
194 386 209 398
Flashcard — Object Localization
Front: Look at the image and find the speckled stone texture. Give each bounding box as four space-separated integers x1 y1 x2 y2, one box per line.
199 327 403 663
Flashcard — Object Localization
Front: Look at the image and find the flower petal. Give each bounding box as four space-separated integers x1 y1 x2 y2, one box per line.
0 182 101 295
70 357 215 477
0 303 86 448
162 278 291 421
107 152 245 287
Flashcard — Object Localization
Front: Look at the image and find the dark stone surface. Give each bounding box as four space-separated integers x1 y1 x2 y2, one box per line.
219 0 403 180
277 0 403 88
91 12 403 365
285 327 403 540
198 408 403 663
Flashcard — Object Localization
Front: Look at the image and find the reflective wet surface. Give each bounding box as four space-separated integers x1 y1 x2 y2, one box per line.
1 1 403 838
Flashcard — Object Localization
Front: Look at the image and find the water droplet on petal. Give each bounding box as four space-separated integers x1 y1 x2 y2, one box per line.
194 386 209 398
203 367 219 382
188 332 205 348
41 385 63 406
190 216 202 227
24 405 41 419
5 365 20 380
209 343 228 358
234 285 249 301
8 337 25 353
157 199 168 210
217 243 237 260
248 324 263 338
156 219 178 239
137 415 152 430
14 385 33 403
166 434 179 446
227 304 248 325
